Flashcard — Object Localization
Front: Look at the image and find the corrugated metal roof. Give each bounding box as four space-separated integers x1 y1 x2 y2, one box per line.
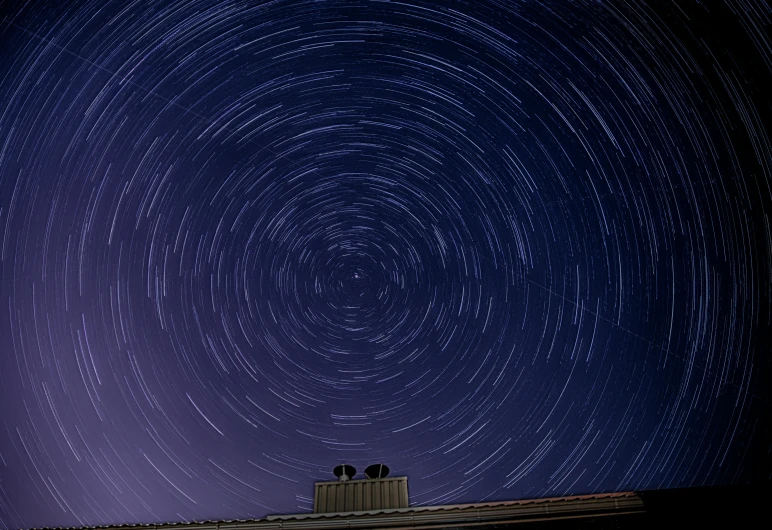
270 491 637 520
268 491 641 522
28 492 641 530
258 493 646 529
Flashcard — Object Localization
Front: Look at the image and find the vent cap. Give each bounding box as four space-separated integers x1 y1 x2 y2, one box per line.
333 464 356 481
364 463 390 479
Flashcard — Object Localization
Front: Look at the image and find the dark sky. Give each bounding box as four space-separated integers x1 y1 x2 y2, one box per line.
0 0 770 528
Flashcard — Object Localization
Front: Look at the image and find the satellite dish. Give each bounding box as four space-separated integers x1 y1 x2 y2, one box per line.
333 464 356 481
365 463 390 479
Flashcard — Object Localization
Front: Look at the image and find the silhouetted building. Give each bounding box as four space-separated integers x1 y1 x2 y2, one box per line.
32 463 769 529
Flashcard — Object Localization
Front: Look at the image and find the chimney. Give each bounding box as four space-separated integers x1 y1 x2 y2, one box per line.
313 463 409 513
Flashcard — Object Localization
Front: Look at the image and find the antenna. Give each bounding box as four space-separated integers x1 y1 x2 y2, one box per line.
333 463 356 481
364 463 390 479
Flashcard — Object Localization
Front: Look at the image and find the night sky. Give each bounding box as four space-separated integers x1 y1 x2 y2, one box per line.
1 0 771 528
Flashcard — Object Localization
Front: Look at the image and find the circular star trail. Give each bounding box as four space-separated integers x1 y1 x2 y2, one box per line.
0 1 770 527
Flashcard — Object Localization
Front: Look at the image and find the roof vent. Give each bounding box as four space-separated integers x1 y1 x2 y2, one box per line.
333 463 356 482
314 463 409 513
364 463 390 479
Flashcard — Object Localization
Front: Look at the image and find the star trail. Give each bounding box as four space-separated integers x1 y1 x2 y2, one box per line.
0 0 770 528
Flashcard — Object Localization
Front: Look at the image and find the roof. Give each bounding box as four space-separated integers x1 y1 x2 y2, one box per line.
30 492 645 530
269 491 639 520
262 492 644 528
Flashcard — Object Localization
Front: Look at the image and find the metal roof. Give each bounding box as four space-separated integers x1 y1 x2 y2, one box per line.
29 492 643 530
270 491 638 520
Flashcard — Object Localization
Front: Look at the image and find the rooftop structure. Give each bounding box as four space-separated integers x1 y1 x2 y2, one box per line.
314 463 409 513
